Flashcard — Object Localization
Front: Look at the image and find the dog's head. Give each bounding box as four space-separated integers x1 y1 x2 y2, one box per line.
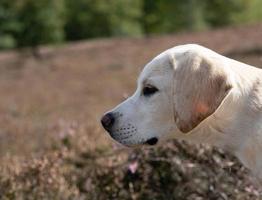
101 44 232 146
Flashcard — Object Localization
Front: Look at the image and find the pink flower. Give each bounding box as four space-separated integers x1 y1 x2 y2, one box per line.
128 161 138 174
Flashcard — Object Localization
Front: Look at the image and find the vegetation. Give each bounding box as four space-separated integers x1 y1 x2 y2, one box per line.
0 140 260 199
0 0 262 50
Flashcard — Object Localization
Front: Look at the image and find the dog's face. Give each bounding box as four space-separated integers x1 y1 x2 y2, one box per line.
101 45 232 147
101 53 176 146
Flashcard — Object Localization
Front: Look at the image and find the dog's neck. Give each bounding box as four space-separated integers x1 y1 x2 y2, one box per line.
202 58 262 148
176 59 262 181
231 66 262 181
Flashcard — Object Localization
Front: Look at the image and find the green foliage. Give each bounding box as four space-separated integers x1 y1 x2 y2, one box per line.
231 0 262 25
0 1 20 49
0 35 16 49
64 0 143 40
0 0 65 50
203 0 246 27
64 0 111 40
142 0 207 34
109 0 143 37
0 0 262 50
16 0 65 48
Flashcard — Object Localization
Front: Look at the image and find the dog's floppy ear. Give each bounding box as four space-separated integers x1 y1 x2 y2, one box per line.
170 50 232 133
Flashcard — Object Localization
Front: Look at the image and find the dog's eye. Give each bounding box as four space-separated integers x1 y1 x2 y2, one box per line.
142 86 158 96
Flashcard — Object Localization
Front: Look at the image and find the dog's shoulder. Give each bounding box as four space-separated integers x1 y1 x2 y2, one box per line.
248 77 262 114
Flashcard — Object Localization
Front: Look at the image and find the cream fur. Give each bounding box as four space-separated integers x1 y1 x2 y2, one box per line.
103 44 262 183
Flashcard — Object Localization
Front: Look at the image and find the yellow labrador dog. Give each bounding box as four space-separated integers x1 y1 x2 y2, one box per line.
101 44 262 182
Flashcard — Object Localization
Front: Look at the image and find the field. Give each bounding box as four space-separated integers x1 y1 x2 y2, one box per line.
0 24 262 199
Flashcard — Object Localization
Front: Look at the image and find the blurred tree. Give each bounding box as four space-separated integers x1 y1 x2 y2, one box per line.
0 0 262 50
231 0 262 25
64 0 142 41
141 0 160 34
203 0 247 27
64 0 111 40
0 0 20 49
109 0 143 37
15 0 65 56
142 0 207 35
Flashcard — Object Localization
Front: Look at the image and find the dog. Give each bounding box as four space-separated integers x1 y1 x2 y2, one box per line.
101 44 262 183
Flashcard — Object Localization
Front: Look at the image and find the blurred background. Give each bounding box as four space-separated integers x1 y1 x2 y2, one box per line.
1 0 262 51
0 0 262 199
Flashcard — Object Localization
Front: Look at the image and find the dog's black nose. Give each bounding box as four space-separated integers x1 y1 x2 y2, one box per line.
101 112 115 131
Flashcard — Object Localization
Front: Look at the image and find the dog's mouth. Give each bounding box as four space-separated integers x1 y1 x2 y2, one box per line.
109 133 159 147
144 137 159 145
